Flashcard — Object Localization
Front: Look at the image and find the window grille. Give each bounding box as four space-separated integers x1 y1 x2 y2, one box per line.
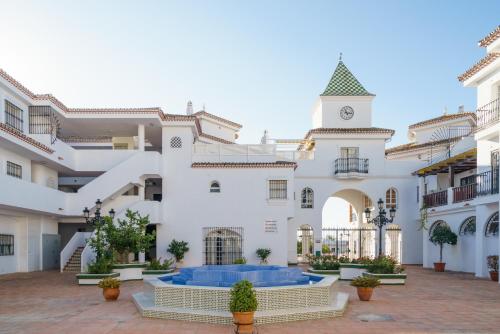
210 181 220 193
170 136 182 148
0 234 14 256
269 180 287 199
5 100 23 132
301 187 313 208
386 188 397 208
459 216 476 235
203 227 243 265
364 195 372 209
485 212 499 237
6 161 22 179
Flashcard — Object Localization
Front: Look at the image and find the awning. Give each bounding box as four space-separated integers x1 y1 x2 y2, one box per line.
414 148 476 176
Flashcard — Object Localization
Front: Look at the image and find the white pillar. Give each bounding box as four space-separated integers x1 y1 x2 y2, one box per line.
138 124 145 151
475 205 487 277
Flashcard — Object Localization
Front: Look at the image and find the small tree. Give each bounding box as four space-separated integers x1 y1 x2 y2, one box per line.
229 280 258 313
256 248 271 264
167 239 189 262
429 225 457 263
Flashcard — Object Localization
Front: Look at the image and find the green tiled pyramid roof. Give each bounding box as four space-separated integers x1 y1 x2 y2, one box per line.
321 61 374 96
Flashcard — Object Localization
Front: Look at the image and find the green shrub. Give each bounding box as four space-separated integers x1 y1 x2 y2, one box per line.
256 248 271 264
351 257 373 265
229 280 258 313
367 256 403 274
321 244 331 254
167 239 189 262
430 225 457 263
233 257 247 264
147 258 174 270
307 255 340 270
338 256 351 263
87 256 113 274
350 276 380 288
98 277 121 289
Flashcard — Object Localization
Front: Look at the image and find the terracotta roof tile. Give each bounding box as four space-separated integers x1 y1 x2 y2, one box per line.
479 25 500 47
385 136 463 155
408 113 476 129
192 162 297 169
194 111 242 129
0 123 54 153
458 53 500 82
199 133 234 144
304 127 394 139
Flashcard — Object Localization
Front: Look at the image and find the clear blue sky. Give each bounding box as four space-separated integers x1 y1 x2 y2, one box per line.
1 1 498 146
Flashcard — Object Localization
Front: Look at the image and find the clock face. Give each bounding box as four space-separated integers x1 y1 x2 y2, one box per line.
340 106 354 120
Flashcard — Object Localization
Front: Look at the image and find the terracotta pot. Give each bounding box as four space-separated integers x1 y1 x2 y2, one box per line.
434 262 446 272
232 311 255 334
489 271 499 282
356 287 374 301
103 287 120 301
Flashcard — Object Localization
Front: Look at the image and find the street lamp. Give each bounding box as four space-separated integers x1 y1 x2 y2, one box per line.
364 198 396 256
83 199 115 259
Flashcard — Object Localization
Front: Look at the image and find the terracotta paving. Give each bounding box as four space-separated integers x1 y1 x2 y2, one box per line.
1 266 500 334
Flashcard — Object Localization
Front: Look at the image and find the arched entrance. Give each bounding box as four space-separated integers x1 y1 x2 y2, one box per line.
297 224 313 262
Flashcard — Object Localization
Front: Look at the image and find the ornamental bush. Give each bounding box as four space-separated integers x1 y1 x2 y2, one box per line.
233 257 247 264
229 280 258 313
350 276 380 288
487 255 499 272
147 257 175 270
308 255 340 270
367 255 404 274
429 225 457 263
167 239 189 262
256 248 271 264
98 277 121 289
87 256 113 274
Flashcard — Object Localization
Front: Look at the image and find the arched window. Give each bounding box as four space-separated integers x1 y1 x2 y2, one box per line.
429 220 448 236
170 136 182 148
301 187 314 208
485 212 499 237
210 181 220 193
459 216 476 236
386 188 397 208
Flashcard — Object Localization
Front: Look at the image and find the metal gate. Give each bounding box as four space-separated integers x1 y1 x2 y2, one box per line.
384 225 402 263
203 227 243 265
321 228 376 260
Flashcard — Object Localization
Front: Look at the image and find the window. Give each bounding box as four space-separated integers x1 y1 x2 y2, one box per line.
210 181 220 193
459 216 476 236
5 100 23 132
460 175 476 186
170 136 182 148
113 143 129 150
364 195 372 209
340 147 359 158
0 234 14 256
269 180 287 200
386 188 397 208
301 187 313 208
485 212 499 237
6 161 22 179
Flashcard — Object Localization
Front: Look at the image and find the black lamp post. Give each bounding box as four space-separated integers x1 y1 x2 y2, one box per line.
364 198 396 256
83 199 115 259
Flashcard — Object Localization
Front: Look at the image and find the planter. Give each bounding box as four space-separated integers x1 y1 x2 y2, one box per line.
356 287 374 301
489 271 499 282
433 262 446 272
103 287 120 301
307 268 340 275
112 263 148 281
142 269 175 279
339 263 368 280
362 272 406 285
76 272 120 285
232 311 255 334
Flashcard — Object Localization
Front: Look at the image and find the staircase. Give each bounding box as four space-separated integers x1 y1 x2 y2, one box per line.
63 247 84 272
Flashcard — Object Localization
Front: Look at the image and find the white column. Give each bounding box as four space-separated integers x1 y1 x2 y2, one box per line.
138 124 145 151
475 205 487 277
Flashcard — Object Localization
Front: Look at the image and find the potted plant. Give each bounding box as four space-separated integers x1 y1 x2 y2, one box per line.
350 275 380 301
256 248 271 264
98 277 121 301
487 255 498 281
167 239 189 265
229 280 258 334
429 225 457 272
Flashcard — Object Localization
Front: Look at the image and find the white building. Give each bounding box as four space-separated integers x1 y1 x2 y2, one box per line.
0 26 498 277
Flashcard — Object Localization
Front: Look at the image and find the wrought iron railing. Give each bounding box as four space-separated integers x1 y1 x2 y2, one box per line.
477 98 500 130
334 158 369 175
452 183 476 203
477 169 499 196
423 190 448 208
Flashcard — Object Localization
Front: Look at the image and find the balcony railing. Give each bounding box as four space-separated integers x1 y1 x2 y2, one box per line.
477 170 499 196
477 98 500 130
452 183 476 203
423 190 448 208
334 158 369 175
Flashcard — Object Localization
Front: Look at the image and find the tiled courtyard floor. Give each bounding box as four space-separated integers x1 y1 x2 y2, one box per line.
1 266 500 333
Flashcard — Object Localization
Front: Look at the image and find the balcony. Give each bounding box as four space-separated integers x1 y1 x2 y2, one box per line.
423 190 448 208
477 98 500 130
477 170 499 196
334 158 369 178
452 183 476 203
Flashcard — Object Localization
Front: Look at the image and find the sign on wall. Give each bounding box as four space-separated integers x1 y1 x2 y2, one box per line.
265 220 278 233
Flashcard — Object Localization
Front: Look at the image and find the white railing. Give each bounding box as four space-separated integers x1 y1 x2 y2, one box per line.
276 150 314 161
80 231 96 273
60 231 92 272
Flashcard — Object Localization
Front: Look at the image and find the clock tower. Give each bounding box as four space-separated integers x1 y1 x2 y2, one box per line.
311 58 375 129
